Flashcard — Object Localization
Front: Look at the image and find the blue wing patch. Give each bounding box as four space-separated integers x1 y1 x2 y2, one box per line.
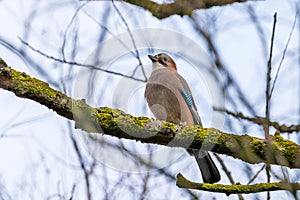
181 88 195 108
181 88 202 125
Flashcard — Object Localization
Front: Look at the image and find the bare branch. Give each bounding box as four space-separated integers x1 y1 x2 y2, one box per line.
265 13 277 199
247 164 265 185
112 0 147 81
18 37 146 83
213 107 300 133
270 11 299 97
265 12 277 138
213 154 244 200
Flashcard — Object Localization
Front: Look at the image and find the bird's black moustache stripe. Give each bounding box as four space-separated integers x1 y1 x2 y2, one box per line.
158 60 167 66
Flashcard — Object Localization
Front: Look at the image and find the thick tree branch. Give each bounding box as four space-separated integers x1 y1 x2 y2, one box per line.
122 0 247 19
1 58 300 170
176 173 300 194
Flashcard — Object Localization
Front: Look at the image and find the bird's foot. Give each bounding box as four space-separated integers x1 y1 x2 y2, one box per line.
175 121 187 133
144 119 162 132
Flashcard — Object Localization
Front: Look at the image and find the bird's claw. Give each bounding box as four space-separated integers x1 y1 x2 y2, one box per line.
144 119 162 131
175 121 187 133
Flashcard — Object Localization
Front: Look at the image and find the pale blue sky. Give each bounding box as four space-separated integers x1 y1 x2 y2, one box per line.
0 0 299 199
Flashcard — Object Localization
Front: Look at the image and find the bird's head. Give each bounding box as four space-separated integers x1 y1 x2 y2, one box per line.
148 53 177 71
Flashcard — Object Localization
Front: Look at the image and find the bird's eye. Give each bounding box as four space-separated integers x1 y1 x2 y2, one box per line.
158 57 168 66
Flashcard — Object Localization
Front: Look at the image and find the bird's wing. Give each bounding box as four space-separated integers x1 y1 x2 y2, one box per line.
145 82 181 123
177 75 202 126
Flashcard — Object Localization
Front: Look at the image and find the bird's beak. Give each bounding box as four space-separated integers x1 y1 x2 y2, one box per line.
148 55 157 62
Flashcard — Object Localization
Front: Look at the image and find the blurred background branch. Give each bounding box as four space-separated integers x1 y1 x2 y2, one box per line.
121 0 248 19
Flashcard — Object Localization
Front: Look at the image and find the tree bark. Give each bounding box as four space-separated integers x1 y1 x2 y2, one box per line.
123 0 247 19
1 57 300 169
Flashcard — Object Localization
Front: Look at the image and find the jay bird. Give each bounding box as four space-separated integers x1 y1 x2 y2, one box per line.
145 53 220 183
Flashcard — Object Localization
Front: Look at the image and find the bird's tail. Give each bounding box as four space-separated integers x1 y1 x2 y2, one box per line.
191 149 220 183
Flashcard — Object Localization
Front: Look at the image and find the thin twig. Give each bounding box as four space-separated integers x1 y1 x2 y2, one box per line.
191 16 257 116
247 5 268 58
247 165 265 185
61 3 88 60
265 12 277 139
82 7 142 60
270 11 298 97
112 0 147 81
298 5 300 125
265 12 277 200
67 122 91 200
18 37 146 82
213 107 300 133
214 153 244 200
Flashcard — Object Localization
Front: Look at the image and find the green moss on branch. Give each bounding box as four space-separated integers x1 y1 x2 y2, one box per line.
1 58 300 169
176 173 300 194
